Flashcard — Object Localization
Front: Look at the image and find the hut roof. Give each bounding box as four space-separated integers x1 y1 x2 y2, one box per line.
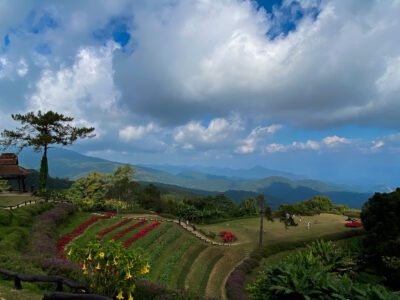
0 153 30 176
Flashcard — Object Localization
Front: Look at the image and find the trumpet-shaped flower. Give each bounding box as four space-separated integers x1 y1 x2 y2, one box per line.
125 271 133 280
128 293 134 300
140 263 150 274
67 248 73 256
99 252 105 259
96 262 101 270
116 291 124 300
87 253 92 261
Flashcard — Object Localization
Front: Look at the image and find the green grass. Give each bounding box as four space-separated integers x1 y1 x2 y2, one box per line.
198 253 224 295
0 279 43 300
0 195 41 207
176 243 207 289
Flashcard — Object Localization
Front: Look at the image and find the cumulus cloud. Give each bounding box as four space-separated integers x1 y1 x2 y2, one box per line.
236 124 282 154
28 43 121 134
119 123 158 141
174 116 244 150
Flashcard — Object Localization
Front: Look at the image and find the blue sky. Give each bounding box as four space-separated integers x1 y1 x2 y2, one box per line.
0 0 399 189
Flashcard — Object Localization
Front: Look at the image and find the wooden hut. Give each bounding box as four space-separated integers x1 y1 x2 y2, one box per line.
0 153 30 192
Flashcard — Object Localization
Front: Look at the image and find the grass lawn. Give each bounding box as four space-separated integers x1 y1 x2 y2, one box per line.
0 195 41 207
0 278 43 300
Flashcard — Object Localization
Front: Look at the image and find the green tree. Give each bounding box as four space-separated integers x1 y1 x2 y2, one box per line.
257 194 273 248
107 164 136 202
0 111 94 191
67 172 110 211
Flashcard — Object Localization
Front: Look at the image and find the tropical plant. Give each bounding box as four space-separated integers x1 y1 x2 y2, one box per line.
68 239 150 300
0 177 10 192
0 111 95 191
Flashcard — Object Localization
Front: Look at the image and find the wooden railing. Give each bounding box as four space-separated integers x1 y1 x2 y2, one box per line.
0 268 112 300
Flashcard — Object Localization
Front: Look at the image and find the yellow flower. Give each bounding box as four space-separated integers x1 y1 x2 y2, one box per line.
99 252 105 259
116 291 124 300
113 257 118 266
96 262 101 270
81 263 87 271
67 248 72 256
140 263 150 274
125 271 133 280
87 253 92 261
83 269 88 275
128 293 134 300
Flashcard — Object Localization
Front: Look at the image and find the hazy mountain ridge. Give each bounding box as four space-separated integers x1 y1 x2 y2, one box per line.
17 147 371 208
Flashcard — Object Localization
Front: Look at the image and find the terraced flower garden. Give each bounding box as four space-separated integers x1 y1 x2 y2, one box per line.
58 213 241 298
57 212 361 299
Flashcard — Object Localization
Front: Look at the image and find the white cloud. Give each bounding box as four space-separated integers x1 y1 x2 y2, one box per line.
174 116 244 150
322 135 350 147
371 140 385 151
236 124 282 154
119 123 158 141
28 43 121 134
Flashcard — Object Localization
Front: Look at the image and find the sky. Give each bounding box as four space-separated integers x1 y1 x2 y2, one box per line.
0 0 399 188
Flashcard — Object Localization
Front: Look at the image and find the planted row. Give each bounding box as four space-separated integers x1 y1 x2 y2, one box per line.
124 221 161 248
158 238 195 285
112 219 147 240
57 212 115 256
97 218 132 239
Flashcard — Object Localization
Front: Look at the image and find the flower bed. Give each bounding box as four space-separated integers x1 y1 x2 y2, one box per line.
123 221 161 248
345 220 363 228
97 218 132 239
112 219 147 240
57 213 115 256
220 231 237 243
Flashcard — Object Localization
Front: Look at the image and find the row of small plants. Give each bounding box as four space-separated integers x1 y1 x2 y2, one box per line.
111 219 147 241
176 244 208 289
97 218 132 239
135 223 173 249
198 253 224 295
149 230 182 263
123 221 161 248
158 238 195 285
57 212 115 256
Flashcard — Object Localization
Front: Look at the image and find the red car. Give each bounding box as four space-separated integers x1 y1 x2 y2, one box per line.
345 220 363 228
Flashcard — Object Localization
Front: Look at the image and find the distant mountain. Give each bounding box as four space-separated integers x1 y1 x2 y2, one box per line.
140 164 301 180
17 147 372 208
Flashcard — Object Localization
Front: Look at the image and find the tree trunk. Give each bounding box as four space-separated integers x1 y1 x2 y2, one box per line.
39 146 48 192
258 209 264 248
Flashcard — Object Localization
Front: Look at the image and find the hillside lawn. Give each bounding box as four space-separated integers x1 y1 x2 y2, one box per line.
0 194 41 207
0 280 42 300
59 212 360 299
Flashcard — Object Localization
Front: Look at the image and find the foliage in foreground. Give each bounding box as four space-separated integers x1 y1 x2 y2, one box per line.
247 240 400 300
68 239 150 300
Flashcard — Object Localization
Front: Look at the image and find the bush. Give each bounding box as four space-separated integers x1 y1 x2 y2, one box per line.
0 228 29 251
0 210 11 225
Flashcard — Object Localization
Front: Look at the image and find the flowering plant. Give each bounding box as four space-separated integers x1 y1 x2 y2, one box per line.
57 213 115 256
67 239 149 300
97 218 132 240
220 231 237 243
112 219 147 241
124 221 161 248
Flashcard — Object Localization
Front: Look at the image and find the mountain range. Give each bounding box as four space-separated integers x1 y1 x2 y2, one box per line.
17 147 372 208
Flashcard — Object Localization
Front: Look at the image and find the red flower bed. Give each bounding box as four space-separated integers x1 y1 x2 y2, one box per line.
57 213 115 256
123 221 161 248
112 219 147 241
220 231 237 243
97 218 132 239
345 220 363 228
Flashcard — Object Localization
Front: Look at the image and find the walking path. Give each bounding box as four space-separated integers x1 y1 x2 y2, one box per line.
129 216 240 246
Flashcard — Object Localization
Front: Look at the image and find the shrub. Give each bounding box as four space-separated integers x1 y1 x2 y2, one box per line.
68 239 150 299
0 210 11 225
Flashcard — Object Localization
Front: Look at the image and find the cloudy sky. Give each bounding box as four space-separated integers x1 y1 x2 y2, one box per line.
0 0 399 187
